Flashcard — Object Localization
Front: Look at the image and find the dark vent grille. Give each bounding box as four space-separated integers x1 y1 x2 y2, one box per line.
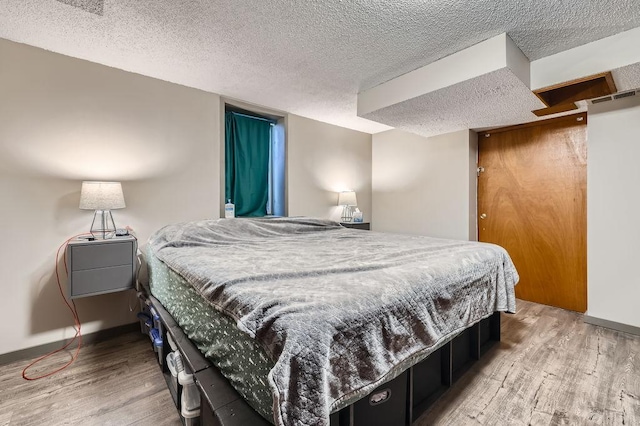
55 0 104 16
613 91 636 100
591 96 612 104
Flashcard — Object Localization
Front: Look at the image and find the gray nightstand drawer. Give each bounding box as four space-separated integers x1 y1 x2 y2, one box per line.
341 222 371 230
71 265 134 297
67 236 137 298
71 241 133 271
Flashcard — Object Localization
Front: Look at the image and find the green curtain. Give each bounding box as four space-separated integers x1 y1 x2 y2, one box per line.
225 112 271 217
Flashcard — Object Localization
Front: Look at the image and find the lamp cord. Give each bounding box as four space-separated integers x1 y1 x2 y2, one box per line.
21 234 89 380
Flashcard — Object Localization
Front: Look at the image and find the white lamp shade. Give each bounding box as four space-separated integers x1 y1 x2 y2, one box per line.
338 191 357 206
79 181 126 210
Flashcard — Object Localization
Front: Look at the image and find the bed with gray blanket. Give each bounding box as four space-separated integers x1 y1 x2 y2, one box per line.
147 217 519 426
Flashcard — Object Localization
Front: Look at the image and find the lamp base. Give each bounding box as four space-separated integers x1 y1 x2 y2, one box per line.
341 205 354 222
90 210 117 239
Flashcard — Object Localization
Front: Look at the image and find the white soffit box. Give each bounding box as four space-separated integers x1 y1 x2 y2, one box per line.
357 33 531 117
531 27 640 91
357 33 544 137
362 68 543 138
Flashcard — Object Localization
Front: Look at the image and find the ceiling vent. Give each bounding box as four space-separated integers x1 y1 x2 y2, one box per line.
589 89 637 105
613 90 637 100
590 96 613 104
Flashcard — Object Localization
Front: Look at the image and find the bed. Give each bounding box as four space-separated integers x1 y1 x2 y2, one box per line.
143 217 518 426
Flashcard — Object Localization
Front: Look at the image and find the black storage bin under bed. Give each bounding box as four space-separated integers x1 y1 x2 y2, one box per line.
141 292 501 426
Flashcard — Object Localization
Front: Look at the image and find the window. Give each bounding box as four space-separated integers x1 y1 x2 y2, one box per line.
224 107 285 217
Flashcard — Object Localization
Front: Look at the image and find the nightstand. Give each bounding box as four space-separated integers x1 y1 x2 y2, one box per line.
66 236 137 299
340 222 371 230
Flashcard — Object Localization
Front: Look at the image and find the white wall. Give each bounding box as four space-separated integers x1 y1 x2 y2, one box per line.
587 95 640 329
0 38 375 356
0 38 220 355
287 115 372 222
372 129 477 240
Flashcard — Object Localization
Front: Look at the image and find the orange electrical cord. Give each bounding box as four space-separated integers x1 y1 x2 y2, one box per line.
22 235 89 380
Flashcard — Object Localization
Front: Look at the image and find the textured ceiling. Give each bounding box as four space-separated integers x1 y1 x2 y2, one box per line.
612 63 640 91
55 0 103 15
1 1 639 134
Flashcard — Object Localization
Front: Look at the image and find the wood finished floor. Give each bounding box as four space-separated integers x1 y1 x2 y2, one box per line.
0 331 181 426
1 300 638 426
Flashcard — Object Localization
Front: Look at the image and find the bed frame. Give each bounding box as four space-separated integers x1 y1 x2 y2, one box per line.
142 293 500 426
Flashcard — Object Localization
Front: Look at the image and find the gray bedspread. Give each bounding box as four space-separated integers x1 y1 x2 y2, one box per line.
148 217 518 426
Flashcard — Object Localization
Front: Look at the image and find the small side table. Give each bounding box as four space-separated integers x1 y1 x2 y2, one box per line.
340 222 371 230
66 236 137 299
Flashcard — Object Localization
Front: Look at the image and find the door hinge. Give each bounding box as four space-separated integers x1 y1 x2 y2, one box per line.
477 166 485 177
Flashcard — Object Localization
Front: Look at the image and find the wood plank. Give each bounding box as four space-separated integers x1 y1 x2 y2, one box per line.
415 300 640 425
0 332 181 426
533 71 617 106
532 102 579 117
0 410 13 425
2 301 639 425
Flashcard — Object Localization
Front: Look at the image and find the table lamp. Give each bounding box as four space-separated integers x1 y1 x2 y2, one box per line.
79 181 126 239
338 190 357 222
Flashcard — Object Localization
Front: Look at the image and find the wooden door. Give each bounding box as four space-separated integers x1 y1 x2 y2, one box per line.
478 113 587 312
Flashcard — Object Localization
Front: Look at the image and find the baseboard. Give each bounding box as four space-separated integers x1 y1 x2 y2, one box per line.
0 322 140 366
583 315 640 336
